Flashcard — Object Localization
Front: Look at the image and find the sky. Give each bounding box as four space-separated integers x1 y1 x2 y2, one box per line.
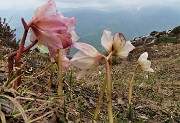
0 0 180 10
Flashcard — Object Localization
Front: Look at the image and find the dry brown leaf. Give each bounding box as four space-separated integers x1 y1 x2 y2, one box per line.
0 109 7 123
0 95 28 122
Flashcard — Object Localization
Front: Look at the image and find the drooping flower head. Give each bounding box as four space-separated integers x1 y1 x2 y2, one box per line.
29 0 79 61
138 52 154 72
71 42 103 79
101 30 135 58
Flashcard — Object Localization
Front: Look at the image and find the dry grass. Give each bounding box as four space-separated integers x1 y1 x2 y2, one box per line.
0 43 180 122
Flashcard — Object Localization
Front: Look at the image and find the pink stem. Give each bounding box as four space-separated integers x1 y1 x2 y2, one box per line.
8 40 38 78
14 18 30 88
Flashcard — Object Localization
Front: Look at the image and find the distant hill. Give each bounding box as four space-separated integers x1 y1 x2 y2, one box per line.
64 6 180 51
0 5 180 52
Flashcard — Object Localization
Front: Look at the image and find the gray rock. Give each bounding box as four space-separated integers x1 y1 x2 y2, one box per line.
166 30 171 34
131 35 157 46
144 35 157 44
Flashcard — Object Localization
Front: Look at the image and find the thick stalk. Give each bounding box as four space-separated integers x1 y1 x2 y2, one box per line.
8 40 38 79
128 64 139 120
93 78 107 120
58 49 63 95
93 53 112 121
105 58 113 123
69 70 73 101
14 30 28 89
14 18 30 89
128 64 139 105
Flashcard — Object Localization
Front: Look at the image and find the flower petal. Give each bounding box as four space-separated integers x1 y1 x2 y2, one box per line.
73 42 99 57
48 47 70 71
62 55 71 72
70 31 80 42
57 11 76 32
48 46 58 62
31 26 72 49
76 69 87 80
117 41 135 58
71 51 95 69
37 43 48 53
37 30 62 49
76 67 95 80
138 52 154 72
58 33 72 48
114 33 126 48
112 33 126 55
145 68 154 72
66 17 76 32
30 29 37 42
33 0 55 19
140 60 154 72
138 52 148 62
33 15 68 33
61 47 71 56
101 30 113 52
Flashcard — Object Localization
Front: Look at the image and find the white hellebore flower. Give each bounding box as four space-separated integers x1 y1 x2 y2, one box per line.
71 42 102 79
138 52 154 72
101 30 135 58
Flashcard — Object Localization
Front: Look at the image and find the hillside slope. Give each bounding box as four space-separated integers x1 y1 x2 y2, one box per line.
0 21 180 122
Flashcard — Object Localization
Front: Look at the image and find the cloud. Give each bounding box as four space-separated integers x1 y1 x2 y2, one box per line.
112 0 180 6
0 0 179 10
54 0 180 10
56 1 108 9
0 0 44 10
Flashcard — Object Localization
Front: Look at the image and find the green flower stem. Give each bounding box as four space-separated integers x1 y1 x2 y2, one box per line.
69 70 73 101
128 64 139 105
128 64 139 120
93 78 107 120
14 18 30 89
58 49 63 95
105 57 113 123
93 53 112 121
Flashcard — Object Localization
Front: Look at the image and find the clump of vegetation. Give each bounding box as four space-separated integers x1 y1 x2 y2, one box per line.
150 31 159 36
171 26 180 35
155 36 180 44
0 17 19 50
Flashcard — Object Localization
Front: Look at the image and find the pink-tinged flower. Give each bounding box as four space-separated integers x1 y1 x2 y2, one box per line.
29 0 79 61
48 46 70 72
56 11 80 42
138 52 154 72
46 31 79 62
71 42 102 79
101 30 135 58
48 46 71 62
70 30 80 42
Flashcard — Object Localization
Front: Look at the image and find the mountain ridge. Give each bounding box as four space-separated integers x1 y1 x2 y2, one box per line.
0 5 179 52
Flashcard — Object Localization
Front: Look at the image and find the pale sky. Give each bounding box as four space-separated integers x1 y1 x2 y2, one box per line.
0 0 179 10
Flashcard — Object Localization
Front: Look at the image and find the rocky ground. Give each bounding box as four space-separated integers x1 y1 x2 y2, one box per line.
0 18 180 122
